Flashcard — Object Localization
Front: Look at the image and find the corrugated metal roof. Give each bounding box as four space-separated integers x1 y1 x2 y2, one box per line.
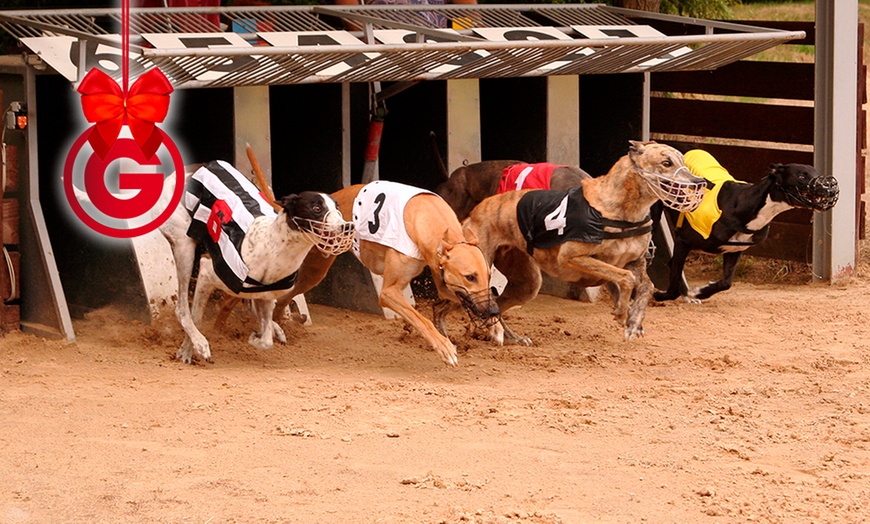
0 4 805 88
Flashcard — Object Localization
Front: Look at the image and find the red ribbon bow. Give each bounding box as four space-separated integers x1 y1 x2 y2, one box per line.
77 67 174 160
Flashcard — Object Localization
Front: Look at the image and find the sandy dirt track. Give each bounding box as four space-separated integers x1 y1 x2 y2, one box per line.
2 251 870 523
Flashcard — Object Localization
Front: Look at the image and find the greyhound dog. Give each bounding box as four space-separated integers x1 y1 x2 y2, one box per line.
435 160 592 221
435 160 596 301
653 149 839 302
159 160 353 364
435 141 706 345
331 180 499 366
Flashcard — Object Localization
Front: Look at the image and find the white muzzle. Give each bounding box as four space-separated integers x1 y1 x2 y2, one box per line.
294 210 355 256
642 166 706 212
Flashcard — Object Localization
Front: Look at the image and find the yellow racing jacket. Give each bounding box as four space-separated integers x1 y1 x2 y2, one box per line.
677 149 747 239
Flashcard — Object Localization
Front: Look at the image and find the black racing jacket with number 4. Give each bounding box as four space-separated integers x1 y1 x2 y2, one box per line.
516 187 652 255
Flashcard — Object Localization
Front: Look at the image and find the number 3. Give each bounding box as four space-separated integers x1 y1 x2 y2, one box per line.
368 193 386 234
544 195 569 235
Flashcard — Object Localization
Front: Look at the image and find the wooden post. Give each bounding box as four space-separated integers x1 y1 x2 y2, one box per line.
546 75 580 165
0 135 21 333
233 85 272 187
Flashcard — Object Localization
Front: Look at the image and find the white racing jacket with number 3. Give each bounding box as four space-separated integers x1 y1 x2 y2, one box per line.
351 180 434 261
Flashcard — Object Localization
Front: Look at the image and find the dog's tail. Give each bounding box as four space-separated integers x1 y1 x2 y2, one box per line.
430 130 450 182
246 143 282 212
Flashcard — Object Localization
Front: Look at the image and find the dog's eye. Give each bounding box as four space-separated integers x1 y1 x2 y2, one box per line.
313 205 323 213
662 160 673 167
465 275 477 284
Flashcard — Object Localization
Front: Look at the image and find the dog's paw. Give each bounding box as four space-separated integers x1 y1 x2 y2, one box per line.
433 338 458 367
488 323 505 346
512 336 533 347
624 324 645 341
191 337 212 363
272 321 287 344
503 331 532 346
653 290 674 302
175 347 193 365
175 338 208 364
288 301 308 324
611 309 628 325
684 291 703 305
196 348 212 363
247 332 274 350
497 320 532 346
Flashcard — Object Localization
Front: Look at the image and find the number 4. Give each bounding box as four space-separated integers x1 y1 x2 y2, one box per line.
544 195 569 235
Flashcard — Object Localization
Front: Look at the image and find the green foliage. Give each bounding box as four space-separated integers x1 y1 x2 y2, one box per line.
661 0 741 19
480 0 740 18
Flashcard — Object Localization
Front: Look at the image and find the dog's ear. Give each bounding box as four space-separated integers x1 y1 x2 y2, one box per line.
462 226 480 247
439 237 457 257
629 141 641 161
277 194 301 229
768 163 785 181
629 140 654 159
277 194 299 212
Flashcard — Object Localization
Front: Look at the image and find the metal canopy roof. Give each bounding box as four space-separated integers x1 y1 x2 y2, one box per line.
0 4 805 89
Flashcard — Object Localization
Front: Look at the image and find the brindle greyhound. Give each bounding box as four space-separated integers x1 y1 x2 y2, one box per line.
434 155 595 301
653 150 839 302
434 141 707 345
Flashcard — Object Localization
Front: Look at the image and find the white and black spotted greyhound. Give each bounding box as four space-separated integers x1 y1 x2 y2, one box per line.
654 149 839 303
159 160 353 364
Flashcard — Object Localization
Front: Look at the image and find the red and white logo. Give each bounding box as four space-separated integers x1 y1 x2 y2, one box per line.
63 127 184 238
63 67 184 238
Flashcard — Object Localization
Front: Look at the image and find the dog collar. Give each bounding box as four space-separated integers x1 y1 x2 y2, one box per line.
599 216 653 239
238 271 299 294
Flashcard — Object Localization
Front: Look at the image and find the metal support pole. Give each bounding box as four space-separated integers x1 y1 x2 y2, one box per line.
814 0 858 281
341 82 351 188
23 66 75 340
77 38 87 84
361 21 384 184
641 71 650 142
644 70 688 293
446 78 480 172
